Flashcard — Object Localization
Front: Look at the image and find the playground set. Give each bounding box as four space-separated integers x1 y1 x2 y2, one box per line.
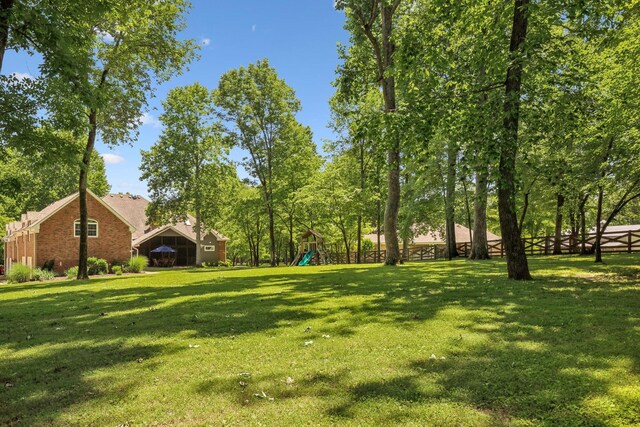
291 230 331 266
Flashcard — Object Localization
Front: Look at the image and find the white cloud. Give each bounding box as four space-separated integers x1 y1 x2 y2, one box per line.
10 72 33 81
200 37 211 47
101 153 124 165
252 25 257 32
139 112 161 128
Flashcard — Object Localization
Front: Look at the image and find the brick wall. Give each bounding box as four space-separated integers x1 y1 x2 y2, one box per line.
37 195 132 273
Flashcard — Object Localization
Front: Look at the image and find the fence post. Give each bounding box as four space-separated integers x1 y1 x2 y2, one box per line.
629 231 632 253
500 241 504 258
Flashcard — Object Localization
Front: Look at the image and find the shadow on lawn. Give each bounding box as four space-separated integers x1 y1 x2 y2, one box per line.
1 256 639 425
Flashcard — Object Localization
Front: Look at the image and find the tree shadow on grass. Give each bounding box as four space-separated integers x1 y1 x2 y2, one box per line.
0 256 639 424
0 342 170 425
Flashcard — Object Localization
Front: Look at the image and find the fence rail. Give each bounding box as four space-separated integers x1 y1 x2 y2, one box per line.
329 230 640 264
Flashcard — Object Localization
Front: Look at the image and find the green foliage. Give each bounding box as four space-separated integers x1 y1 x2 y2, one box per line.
127 256 149 273
31 268 55 282
112 265 123 276
87 257 108 276
7 263 31 283
140 83 231 266
65 266 78 280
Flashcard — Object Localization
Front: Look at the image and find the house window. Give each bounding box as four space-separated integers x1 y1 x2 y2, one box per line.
203 245 215 252
74 219 98 238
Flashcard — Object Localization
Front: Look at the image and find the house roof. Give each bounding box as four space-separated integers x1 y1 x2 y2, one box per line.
5 190 136 236
364 224 501 245
102 193 229 246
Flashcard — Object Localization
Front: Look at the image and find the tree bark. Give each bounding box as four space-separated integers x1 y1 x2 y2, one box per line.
267 201 276 267
357 141 365 264
445 142 459 259
288 215 295 263
498 0 531 280
0 0 13 74
194 160 203 267
579 194 588 255
77 109 97 280
469 167 490 260
552 193 564 255
380 2 401 266
595 186 604 263
376 197 382 263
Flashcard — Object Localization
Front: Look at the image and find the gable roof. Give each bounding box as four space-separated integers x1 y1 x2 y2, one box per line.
364 224 501 245
102 193 229 246
5 190 136 236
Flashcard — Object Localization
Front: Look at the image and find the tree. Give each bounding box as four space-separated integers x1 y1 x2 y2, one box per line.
140 83 229 267
496 0 532 280
42 0 196 279
336 0 403 265
214 59 305 267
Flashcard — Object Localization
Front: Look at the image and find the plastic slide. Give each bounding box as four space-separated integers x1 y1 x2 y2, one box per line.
298 250 315 266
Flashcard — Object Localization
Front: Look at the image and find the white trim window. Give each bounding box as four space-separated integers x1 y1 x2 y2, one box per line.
203 245 215 252
74 219 99 238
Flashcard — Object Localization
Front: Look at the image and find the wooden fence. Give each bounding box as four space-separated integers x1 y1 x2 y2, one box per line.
329 229 640 264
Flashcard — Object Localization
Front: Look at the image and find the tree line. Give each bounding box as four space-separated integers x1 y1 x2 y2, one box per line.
1 1 639 279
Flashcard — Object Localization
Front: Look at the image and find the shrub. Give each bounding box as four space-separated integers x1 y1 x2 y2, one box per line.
7 263 31 283
127 256 148 273
112 265 123 276
87 257 108 275
222 259 233 268
32 268 55 282
65 266 78 279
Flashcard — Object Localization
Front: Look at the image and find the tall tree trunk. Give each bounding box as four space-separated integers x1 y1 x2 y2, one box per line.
0 0 13 73
498 0 531 280
353 2 400 264
342 227 351 264
77 109 97 280
288 215 295 262
595 186 604 263
402 238 408 262
445 142 459 259
267 201 276 267
376 197 382 263
469 167 490 260
579 194 588 255
194 161 203 267
552 193 564 255
357 141 365 264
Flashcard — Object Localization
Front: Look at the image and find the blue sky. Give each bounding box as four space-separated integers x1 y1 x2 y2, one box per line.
3 0 349 196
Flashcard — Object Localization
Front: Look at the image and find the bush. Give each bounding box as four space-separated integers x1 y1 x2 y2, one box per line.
65 266 78 279
32 268 55 282
87 257 108 275
7 263 31 283
112 265 123 275
221 259 233 268
127 256 148 273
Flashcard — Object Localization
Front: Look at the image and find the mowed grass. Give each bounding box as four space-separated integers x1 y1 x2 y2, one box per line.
1 255 640 426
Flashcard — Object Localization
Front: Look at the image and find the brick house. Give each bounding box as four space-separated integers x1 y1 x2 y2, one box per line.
4 191 228 274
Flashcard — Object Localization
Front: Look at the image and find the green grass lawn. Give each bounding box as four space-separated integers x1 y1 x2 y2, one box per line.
1 255 639 426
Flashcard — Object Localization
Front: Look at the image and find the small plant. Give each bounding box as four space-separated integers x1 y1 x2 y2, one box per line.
87 257 109 275
65 266 78 279
127 256 148 273
7 263 32 283
32 268 55 282
222 259 233 268
112 265 123 276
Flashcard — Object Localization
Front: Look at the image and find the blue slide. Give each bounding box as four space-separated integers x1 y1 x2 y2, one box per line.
298 250 315 266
